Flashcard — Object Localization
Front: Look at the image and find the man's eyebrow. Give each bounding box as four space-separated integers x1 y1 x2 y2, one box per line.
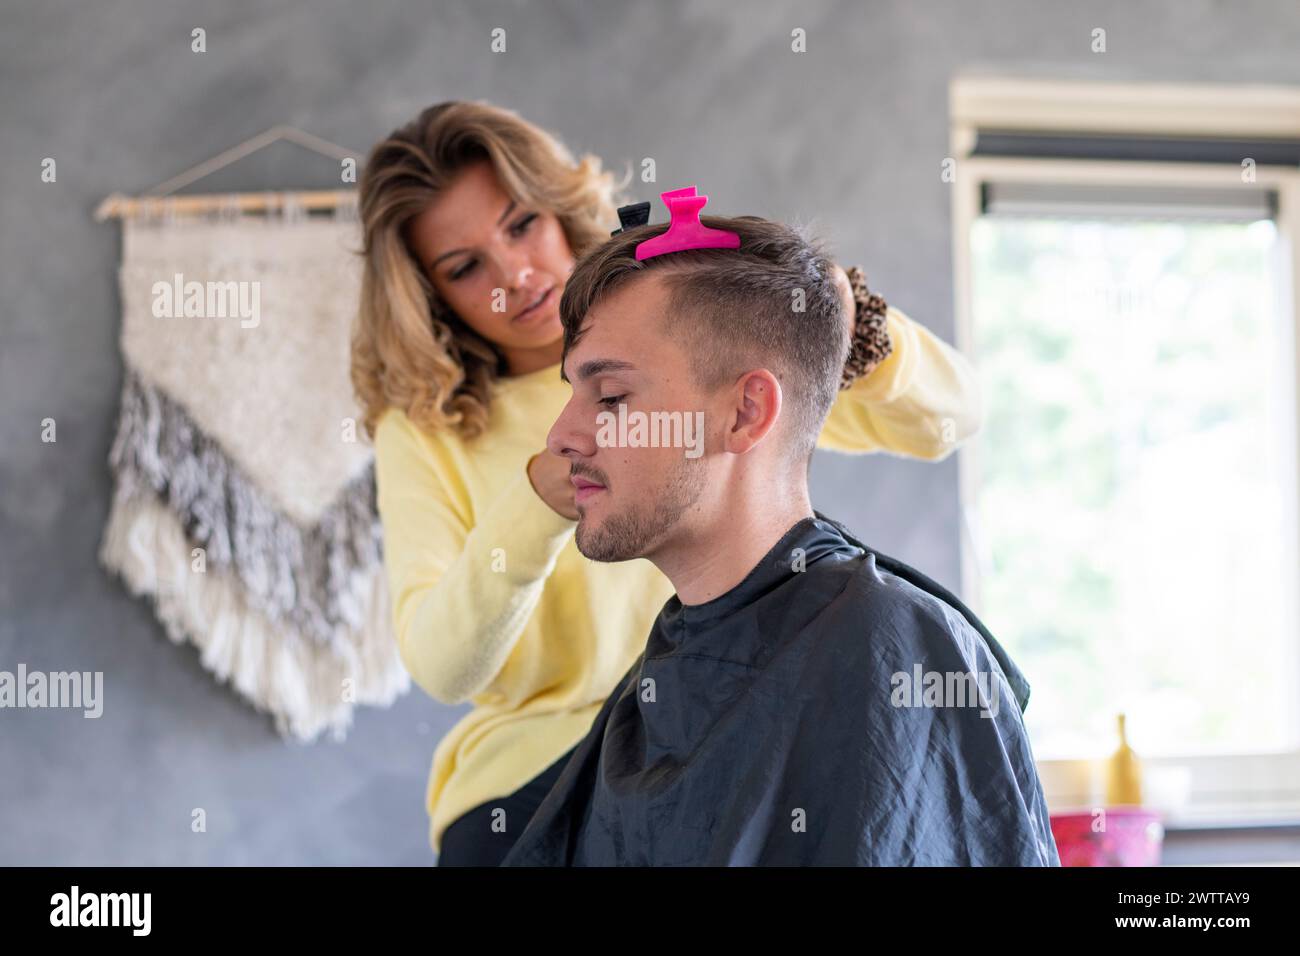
560 358 638 385
427 199 517 269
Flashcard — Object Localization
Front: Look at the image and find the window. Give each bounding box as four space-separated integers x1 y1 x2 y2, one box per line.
951 78 1300 820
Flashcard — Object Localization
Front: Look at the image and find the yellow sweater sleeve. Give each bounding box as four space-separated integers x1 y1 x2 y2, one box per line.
817 305 983 460
373 409 577 705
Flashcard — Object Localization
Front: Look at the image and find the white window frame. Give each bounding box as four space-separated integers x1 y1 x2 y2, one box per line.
949 77 1300 823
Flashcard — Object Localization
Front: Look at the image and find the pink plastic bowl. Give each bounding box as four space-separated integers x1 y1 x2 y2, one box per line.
1050 808 1164 866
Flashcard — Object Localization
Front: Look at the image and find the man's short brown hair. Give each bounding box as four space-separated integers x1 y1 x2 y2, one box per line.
559 215 848 465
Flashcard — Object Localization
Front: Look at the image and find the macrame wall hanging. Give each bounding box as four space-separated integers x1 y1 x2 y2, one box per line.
94 126 408 742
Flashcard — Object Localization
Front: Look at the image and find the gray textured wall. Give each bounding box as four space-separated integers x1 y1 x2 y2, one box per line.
3 0 1298 865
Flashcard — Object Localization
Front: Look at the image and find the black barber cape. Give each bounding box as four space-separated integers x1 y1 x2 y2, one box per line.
502 513 1060 866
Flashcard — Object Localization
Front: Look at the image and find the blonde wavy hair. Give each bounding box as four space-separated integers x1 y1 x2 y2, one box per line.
351 100 624 442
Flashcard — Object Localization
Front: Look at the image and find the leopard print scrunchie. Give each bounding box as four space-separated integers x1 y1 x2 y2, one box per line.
840 265 893 390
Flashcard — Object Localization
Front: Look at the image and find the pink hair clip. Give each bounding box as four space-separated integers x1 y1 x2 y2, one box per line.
634 186 740 261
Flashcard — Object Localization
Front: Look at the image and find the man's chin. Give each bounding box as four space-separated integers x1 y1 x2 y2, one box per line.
574 511 643 563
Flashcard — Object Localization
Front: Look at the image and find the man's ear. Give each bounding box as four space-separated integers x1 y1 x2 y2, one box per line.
723 368 783 455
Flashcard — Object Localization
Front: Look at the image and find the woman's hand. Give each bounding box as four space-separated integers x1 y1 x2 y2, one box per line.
835 263 893 387
831 263 856 339
527 449 579 520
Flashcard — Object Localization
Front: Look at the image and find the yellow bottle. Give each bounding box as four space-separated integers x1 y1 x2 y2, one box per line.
1105 712 1143 806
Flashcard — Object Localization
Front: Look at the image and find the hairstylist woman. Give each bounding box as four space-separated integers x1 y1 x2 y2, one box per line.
351 100 981 865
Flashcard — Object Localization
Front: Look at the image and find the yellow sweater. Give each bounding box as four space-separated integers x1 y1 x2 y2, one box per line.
372 306 979 855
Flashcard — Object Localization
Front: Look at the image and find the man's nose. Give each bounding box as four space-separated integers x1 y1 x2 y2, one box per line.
547 401 597 460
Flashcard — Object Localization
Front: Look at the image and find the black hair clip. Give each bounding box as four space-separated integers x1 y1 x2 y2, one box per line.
610 201 651 237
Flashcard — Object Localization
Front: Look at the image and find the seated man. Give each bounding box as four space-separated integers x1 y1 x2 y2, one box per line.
501 202 1059 867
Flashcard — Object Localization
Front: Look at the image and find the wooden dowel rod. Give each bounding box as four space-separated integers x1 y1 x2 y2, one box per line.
94 189 358 222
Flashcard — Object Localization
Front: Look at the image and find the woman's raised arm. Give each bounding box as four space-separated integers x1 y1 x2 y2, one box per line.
374 408 576 705
818 267 982 460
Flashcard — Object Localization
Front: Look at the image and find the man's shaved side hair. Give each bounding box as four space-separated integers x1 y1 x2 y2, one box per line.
558 214 849 466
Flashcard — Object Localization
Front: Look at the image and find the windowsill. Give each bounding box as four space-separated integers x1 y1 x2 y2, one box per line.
1045 786 1300 863
1164 818 1300 833
1160 820 1300 866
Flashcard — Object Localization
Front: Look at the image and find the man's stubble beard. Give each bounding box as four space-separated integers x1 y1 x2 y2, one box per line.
574 455 706 563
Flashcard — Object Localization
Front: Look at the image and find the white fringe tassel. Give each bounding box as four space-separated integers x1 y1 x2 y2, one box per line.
99 489 410 743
